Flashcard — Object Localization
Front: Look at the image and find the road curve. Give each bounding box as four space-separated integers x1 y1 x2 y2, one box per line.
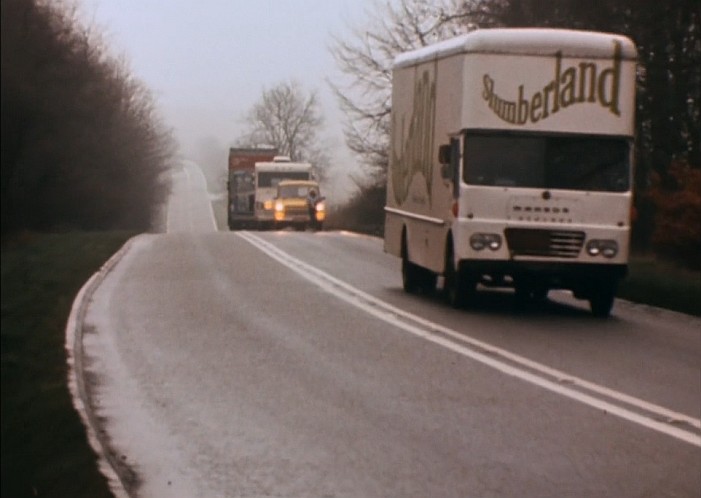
70 161 700 497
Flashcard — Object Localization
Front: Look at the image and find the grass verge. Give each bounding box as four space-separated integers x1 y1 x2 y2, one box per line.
1 231 135 498
618 256 701 316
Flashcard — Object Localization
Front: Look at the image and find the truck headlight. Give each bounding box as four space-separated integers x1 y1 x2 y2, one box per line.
586 239 618 258
470 233 502 251
274 201 284 212
263 199 274 210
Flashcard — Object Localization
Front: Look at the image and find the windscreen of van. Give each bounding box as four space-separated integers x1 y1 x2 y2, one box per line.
463 133 630 192
257 171 310 188
279 185 314 198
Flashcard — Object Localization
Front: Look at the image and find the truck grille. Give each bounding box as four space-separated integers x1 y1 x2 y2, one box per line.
505 228 585 258
285 206 309 216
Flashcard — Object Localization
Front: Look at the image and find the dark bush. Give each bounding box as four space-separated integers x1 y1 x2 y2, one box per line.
327 182 386 236
1 0 175 237
647 161 701 269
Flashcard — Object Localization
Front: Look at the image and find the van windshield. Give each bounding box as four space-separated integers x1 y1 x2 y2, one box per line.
463 133 631 192
257 171 310 188
278 185 315 198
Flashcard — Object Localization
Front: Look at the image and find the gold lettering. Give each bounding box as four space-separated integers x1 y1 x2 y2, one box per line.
552 51 562 114
481 39 624 124
578 62 597 103
560 67 577 107
518 85 529 124
542 81 555 118
598 41 622 116
392 70 436 206
530 92 543 122
483 74 494 100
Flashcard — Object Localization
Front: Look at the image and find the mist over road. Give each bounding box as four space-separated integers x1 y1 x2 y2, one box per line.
81 161 700 497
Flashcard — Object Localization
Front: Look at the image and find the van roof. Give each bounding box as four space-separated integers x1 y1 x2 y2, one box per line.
393 28 637 69
277 180 319 187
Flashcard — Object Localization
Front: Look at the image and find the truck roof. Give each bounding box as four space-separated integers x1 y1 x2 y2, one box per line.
277 179 319 188
229 147 277 155
228 147 278 171
255 161 312 171
393 28 637 69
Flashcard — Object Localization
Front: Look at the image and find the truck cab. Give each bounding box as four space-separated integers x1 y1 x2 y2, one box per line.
273 180 325 231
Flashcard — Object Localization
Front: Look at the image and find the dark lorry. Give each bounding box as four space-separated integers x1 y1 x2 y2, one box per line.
227 147 277 229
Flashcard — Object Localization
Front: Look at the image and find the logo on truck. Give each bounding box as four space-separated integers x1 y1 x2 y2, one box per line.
391 70 436 206
482 40 623 125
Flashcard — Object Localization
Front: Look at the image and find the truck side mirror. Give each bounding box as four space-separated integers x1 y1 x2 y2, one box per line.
441 163 454 180
438 144 452 165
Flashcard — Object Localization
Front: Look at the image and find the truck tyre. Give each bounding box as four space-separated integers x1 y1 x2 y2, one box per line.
402 257 421 293
443 244 475 308
420 269 437 294
401 232 422 293
589 289 615 318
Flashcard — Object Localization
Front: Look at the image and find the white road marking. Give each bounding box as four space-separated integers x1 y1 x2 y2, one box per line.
238 231 701 447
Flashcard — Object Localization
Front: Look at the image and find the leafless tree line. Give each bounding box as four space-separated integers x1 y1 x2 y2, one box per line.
1 0 176 237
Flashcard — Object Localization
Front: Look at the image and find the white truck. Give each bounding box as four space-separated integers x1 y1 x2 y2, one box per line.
384 28 637 317
254 156 314 229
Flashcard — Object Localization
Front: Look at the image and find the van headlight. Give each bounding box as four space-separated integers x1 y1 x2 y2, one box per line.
586 239 618 258
470 233 502 251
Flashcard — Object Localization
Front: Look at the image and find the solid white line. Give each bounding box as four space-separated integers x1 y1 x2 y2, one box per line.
238 231 701 447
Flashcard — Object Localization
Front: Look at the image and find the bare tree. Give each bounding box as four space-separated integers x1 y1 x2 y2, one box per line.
238 81 329 179
329 0 497 184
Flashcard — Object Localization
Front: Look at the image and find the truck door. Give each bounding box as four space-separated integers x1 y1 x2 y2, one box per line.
232 172 254 214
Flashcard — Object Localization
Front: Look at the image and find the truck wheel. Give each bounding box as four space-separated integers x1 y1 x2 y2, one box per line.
443 246 474 308
589 290 615 318
420 270 437 294
402 256 422 293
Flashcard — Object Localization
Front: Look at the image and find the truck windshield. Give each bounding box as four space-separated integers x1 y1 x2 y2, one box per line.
257 171 310 188
463 133 630 192
279 185 314 198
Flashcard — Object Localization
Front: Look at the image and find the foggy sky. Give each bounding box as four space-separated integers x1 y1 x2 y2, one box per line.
83 0 375 199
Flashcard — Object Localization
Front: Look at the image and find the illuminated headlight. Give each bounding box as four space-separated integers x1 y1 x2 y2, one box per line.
274 201 285 212
586 239 618 258
263 199 274 210
470 233 502 251
315 201 326 212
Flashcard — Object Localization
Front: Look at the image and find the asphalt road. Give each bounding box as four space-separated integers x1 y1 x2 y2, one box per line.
79 161 701 497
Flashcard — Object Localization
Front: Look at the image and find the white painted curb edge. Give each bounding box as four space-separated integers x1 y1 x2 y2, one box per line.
65 236 140 498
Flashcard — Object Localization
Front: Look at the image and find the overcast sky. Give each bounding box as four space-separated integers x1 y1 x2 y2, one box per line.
82 0 376 198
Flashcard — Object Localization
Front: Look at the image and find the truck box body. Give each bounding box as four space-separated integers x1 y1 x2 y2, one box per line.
227 147 277 229
384 28 637 316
